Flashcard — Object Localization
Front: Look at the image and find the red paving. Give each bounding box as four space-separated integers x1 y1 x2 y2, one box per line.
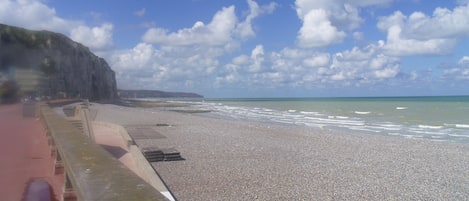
0 103 64 201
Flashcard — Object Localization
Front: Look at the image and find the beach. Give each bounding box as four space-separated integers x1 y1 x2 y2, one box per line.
91 103 469 200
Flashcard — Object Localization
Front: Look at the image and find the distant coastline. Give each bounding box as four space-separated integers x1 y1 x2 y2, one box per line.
118 89 203 99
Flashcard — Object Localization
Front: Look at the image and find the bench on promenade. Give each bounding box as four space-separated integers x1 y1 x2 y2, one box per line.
40 104 169 201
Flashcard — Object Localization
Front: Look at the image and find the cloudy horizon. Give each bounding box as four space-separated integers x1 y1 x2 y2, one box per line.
1 0 468 97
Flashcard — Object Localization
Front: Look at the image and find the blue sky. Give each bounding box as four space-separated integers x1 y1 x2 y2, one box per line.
1 0 469 97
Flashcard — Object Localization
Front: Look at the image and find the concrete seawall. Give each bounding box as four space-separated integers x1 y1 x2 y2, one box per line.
93 121 176 201
40 104 169 201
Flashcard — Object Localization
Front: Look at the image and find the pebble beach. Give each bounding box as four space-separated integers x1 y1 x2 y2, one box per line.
91 103 469 200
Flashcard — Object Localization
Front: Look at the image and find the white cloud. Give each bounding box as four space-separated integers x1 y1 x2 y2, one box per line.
328 44 401 82
353 32 364 41
111 43 156 70
294 0 393 48
295 0 393 30
459 56 469 64
303 53 330 67
403 4 469 39
378 3 469 56
134 8 146 17
349 0 394 7
143 0 276 47
110 43 224 90
381 25 456 56
295 0 363 28
297 9 346 48
125 0 278 91
216 42 403 91
232 55 250 65
70 23 114 50
0 0 114 53
236 0 278 38
0 0 79 33
442 55 469 80
249 45 265 72
142 6 237 46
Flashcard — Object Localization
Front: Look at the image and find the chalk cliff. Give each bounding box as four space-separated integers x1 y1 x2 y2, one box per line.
0 24 117 100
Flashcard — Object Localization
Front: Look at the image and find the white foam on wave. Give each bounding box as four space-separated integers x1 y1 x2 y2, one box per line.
303 122 326 129
380 123 402 128
300 111 321 116
304 116 365 126
201 101 467 143
335 116 349 119
409 129 447 135
418 125 443 129
354 111 371 115
448 134 469 138
348 126 381 133
366 125 402 131
456 124 469 128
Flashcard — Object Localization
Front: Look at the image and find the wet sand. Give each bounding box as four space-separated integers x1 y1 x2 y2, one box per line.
91 103 469 200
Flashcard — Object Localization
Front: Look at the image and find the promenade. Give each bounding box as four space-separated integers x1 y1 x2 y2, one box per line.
0 103 64 201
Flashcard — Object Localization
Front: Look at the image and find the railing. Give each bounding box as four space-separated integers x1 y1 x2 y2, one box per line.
39 104 169 201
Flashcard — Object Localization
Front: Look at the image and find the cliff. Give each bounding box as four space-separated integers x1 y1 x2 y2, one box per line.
118 89 203 98
0 24 117 100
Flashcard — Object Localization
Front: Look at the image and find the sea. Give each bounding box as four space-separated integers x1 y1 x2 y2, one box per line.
164 96 469 143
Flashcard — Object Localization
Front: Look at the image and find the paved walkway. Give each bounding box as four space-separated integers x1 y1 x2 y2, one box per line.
0 103 64 201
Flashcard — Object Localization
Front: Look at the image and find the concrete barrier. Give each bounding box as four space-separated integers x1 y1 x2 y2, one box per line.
93 121 176 201
40 104 169 201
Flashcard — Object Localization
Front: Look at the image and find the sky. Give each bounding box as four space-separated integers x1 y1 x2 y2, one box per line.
1 0 469 98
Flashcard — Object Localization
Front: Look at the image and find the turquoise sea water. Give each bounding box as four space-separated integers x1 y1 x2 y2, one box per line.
185 96 469 143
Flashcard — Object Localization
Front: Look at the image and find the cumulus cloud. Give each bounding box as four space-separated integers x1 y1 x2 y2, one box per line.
378 3 469 56
328 44 400 82
216 42 403 91
443 55 469 80
381 24 457 56
349 0 394 7
248 45 265 72
295 0 363 29
303 53 330 67
134 8 146 17
111 43 156 70
0 0 79 33
294 0 393 48
0 0 114 52
142 6 237 46
143 0 276 47
459 56 469 64
236 0 278 38
71 23 114 50
403 5 469 39
297 9 346 48
110 43 224 90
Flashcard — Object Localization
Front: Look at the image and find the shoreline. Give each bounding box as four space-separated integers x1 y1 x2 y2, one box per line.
91 103 469 200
